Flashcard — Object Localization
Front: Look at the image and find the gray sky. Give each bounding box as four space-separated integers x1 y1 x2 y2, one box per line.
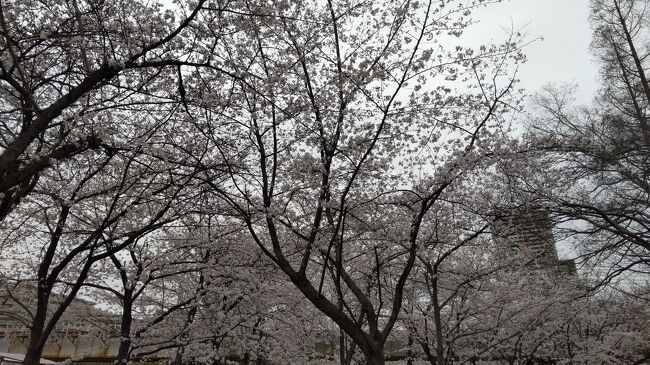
469 0 599 104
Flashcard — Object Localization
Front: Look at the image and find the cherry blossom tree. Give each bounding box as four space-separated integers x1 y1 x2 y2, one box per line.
81 234 207 364
400 190 494 365
0 106 205 365
182 0 526 363
8 1 649 365
0 0 210 221
0 2 238 364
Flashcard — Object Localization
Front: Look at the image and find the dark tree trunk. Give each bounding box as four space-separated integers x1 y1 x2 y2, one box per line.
358 338 385 365
363 351 385 365
420 340 437 365
24 282 50 365
406 334 414 365
339 328 352 365
172 348 184 365
24 251 93 365
116 294 134 365
23 336 46 365
431 266 445 365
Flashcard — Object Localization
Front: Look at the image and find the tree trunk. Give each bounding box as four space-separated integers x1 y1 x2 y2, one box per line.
339 328 351 365
364 352 385 365
359 340 385 365
116 295 133 365
420 340 437 365
23 340 46 365
172 348 184 365
431 267 445 365
23 282 51 365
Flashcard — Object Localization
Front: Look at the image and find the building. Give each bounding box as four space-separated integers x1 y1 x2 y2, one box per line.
491 207 577 275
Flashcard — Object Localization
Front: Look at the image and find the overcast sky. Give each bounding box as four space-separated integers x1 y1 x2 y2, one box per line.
468 0 599 105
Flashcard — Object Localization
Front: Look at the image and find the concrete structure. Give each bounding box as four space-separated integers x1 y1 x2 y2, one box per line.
0 352 56 365
0 280 121 364
0 334 119 364
491 207 576 274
